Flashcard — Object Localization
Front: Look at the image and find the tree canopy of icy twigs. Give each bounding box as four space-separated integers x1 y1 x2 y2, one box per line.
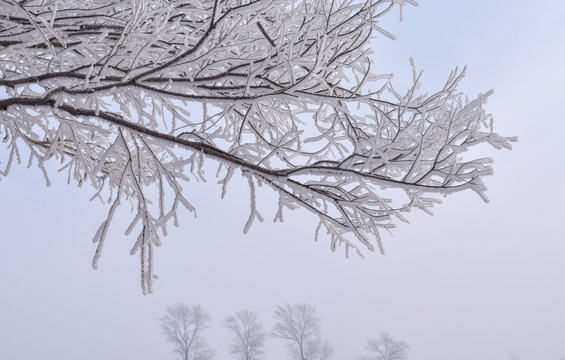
0 0 516 293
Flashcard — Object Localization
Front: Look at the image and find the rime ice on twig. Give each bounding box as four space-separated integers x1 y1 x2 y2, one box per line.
0 0 516 292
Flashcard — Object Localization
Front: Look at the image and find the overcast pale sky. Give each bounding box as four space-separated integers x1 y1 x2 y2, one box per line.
1 1 564 360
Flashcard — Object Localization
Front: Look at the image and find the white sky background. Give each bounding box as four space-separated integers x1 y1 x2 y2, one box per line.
1 1 564 360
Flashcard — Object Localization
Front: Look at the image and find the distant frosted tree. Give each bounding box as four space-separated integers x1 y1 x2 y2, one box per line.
160 303 215 360
0 0 516 292
365 333 409 360
272 303 333 360
224 309 267 360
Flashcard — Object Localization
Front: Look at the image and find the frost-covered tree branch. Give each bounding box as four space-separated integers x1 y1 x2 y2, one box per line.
0 0 516 293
